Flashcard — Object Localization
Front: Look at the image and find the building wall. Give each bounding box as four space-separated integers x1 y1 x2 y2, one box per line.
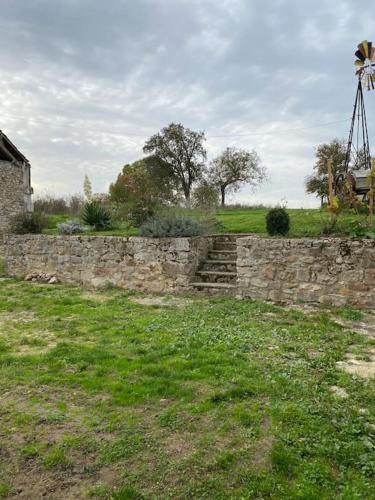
0 160 32 233
4 235 212 292
237 236 375 308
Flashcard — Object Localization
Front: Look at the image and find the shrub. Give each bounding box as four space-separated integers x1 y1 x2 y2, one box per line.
82 201 112 231
34 195 68 214
266 207 290 236
353 200 369 215
199 215 224 234
139 215 203 238
57 220 84 235
33 194 85 216
10 212 48 234
127 204 155 227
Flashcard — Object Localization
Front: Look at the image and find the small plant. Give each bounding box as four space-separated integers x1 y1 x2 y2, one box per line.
82 201 111 231
57 220 84 235
11 211 48 234
140 215 203 238
266 207 290 236
347 219 375 239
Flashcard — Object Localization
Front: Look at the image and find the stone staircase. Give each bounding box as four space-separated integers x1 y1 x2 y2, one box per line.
191 235 238 295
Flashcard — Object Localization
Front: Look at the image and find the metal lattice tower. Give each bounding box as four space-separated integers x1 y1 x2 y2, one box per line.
344 40 375 173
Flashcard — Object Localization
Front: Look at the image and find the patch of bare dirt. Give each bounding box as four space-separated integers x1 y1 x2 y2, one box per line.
0 311 36 323
251 417 275 470
129 296 194 308
164 431 196 460
82 292 112 303
330 385 349 398
333 311 375 339
284 304 320 315
0 386 121 499
336 347 375 379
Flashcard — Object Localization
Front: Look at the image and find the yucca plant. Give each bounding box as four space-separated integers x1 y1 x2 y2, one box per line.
82 201 111 231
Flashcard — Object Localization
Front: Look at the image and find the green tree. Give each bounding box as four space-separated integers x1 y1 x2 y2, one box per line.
192 181 219 210
109 156 176 226
209 147 266 207
305 139 347 207
143 123 207 203
109 156 176 205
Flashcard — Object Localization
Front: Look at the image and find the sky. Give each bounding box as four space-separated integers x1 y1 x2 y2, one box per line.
1 0 374 207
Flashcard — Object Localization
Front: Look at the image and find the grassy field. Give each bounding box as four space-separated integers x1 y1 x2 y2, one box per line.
44 207 369 239
215 207 367 237
0 278 374 498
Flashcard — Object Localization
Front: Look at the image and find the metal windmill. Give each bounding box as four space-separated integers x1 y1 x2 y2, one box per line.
344 40 375 179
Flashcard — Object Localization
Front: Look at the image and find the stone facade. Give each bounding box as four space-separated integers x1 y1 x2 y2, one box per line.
0 160 33 233
4 235 212 292
237 236 375 308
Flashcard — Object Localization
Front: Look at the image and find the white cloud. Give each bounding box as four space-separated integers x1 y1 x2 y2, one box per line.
0 0 373 207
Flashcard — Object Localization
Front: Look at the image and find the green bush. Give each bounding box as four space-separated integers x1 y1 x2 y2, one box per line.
10 211 48 234
266 207 290 236
127 204 155 227
82 201 111 231
139 215 203 238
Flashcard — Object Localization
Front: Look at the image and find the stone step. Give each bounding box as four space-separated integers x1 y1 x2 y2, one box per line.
212 235 237 243
214 241 236 248
203 259 237 265
191 281 237 296
201 260 237 273
191 281 237 288
209 250 237 255
209 251 237 261
197 270 237 277
196 270 237 284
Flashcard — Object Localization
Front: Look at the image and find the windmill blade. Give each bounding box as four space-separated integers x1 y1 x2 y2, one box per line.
368 41 373 58
355 49 366 62
371 47 375 61
355 59 365 67
358 41 370 59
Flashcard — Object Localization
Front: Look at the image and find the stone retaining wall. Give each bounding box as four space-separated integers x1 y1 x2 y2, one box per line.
4 234 375 308
237 236 375 308
4 234 212 292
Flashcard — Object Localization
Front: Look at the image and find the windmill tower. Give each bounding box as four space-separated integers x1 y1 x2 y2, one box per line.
344 41 375 175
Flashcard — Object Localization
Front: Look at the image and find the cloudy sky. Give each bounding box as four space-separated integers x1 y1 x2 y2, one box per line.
1 0 374 207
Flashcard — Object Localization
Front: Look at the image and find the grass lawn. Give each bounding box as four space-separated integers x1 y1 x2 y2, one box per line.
0 279 374 498
215 207 364 237
43 207 368 239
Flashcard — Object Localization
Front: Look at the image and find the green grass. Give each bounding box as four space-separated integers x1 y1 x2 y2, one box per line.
216 207 365 237
43 207 368 238
44 214 138 236
0 280 374 498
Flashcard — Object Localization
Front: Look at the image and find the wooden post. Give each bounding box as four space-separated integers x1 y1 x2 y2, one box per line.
369 158 375 227
327 159 334 208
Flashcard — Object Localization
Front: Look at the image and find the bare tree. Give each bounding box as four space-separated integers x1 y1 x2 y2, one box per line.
209 147 266 207
143 123 206 202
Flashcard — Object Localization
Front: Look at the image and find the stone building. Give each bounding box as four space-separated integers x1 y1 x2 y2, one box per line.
0 130 33 233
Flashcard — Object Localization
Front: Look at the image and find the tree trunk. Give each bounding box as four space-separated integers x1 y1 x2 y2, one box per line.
220 186 226 208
